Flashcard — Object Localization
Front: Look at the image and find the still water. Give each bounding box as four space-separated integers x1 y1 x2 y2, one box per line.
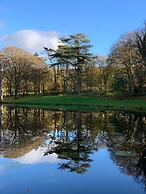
0 106 146 194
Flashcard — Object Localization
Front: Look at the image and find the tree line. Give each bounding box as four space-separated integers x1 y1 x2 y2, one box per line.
0 23 146 100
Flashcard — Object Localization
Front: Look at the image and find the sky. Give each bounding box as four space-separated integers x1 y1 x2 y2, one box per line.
0 0 146 55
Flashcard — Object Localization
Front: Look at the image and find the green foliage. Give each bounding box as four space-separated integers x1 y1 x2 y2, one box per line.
112 73 128 95
45 33 93 95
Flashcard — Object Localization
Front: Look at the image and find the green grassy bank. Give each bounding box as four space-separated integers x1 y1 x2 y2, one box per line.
3 95 146 112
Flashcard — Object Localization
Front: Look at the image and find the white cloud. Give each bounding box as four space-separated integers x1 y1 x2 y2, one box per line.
2 29 60 53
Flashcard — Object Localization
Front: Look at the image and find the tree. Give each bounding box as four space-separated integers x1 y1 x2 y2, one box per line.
112 73 128 96
62 34 92 95
45 33 92 95
83 65 100 94
108 33 144 94
3 47 45 98
0 52 11 101
96 56 112 94
134 23 146 67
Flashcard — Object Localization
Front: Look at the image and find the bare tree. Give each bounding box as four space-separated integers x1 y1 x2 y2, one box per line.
3 47 45 98
134 23 146 66
0 52 11 101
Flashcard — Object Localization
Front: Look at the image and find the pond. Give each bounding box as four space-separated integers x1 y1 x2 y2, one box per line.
0 106 146 194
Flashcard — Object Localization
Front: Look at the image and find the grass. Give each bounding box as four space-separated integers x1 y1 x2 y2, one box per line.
3 95 146 112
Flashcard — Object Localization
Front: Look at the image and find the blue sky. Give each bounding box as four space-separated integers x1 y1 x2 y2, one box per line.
0 0 146 55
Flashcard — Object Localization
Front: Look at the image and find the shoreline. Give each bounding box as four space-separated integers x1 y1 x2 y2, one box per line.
3 95 146 113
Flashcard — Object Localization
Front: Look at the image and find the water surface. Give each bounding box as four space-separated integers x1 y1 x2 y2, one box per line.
0 106 146 194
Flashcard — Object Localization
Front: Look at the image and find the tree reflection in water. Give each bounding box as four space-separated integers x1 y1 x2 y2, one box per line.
107 112 146 189
0 106 146 187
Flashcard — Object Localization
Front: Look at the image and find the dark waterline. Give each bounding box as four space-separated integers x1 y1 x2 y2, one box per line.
0 106 146 194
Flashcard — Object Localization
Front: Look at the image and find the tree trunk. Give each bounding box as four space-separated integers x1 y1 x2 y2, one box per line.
0 66 3 102
0 77 3 102
76 67 82 95
9 81 12 96
42 85 45 95
14 81 19 99
14 69 19 99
